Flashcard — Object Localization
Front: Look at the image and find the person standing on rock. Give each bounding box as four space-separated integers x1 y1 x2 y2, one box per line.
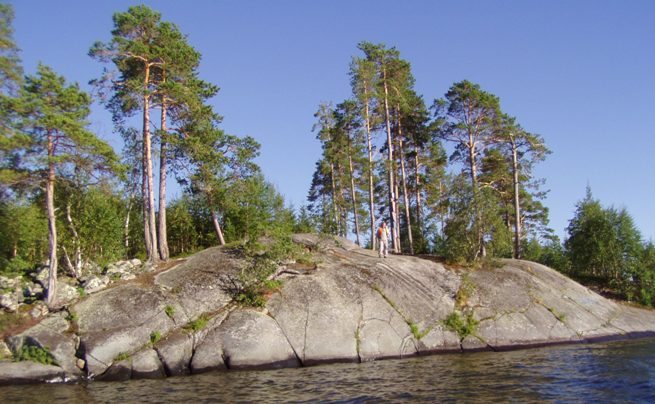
377 221 390 258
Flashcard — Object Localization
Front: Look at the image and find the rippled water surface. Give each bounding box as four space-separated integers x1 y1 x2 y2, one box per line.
1 338 654 403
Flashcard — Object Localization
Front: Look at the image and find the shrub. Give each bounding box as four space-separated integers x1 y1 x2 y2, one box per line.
14 345 57 366
184 314 209 333
443 311 479 341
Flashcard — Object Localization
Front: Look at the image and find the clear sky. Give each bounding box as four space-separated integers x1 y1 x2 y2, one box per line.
8 0 655 241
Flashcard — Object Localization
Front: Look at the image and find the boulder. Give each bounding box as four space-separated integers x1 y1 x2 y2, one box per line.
74 284 175 377
82 261 102 275
98 348 165 381
218 309 299 370
6 313 81 379
154 330 194 376
0 361 66 385
154 246 239 315
28 301 49 319
0 275 21 290
105 260 140 279
0 292 18 312
55 283 79 305
131 348 165 379
24 283 44 299
33 267 49 287
129 258 142 268
81 275 109 294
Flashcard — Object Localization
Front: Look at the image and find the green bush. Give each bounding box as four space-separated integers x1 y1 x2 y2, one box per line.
184 314 209 333
14 345 57 366
443 311 479 341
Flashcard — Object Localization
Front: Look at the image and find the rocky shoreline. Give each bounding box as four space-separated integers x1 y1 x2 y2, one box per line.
1 234 654 385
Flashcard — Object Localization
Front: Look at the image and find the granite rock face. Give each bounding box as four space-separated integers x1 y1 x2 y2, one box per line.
2 234 655 384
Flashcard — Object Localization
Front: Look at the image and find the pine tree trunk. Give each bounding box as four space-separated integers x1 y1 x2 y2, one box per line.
211 209 226 245
468 137 485 259
382 68 399 253
46 130 58 308
397 108 414 255
363 85 376 250
142 156 151 257
330 163 339 235
143 63 158 263
414 148 423 236
337 162 348 238
347 153 361 246
511 139 522 259
158 97 169 261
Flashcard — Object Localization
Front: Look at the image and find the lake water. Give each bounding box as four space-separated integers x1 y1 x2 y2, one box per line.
1 338 654 403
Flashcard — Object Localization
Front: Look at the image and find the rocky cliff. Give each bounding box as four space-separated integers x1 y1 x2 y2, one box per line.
2 234 654 384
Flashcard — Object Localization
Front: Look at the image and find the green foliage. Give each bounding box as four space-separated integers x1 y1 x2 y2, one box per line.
14 345 57 366
113 352 130 362
234 232 296 307
564 187 650 304
222 174 295 243
636 243 655 306
56 185 127 267
150 330 162 345
455 275 475 308
522 236 570 274
443 311 479 341
164 305 175 318
408 320 431 340
0 311 27 336
547 306 566 323
184 314 209 333
65 310 78 323
0 201 47 275
166 196 201 257
0 4 23 92
235 289 267 308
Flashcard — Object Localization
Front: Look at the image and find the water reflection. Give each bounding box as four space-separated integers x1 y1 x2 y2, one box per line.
1 339 654 403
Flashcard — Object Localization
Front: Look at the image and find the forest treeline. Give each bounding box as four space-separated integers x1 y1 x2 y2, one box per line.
0 5 653 308
306 42 655 306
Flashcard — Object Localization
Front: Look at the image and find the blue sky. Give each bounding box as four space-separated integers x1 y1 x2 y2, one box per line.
8 0 655 241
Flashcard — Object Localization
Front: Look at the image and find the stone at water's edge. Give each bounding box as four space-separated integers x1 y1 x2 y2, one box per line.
1 233 655 385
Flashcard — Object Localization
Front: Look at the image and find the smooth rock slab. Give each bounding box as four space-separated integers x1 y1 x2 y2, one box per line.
155 330 194 376
220 309 299 370
0 361 66 385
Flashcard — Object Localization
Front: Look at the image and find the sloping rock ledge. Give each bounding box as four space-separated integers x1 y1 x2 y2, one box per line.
2 234 654 384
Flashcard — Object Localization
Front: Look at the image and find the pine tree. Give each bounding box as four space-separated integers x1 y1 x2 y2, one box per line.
0 4 26 198
350 55 379 249
434 80 502 259
10 64 118 307
0 4 21 94
91 5 165 262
